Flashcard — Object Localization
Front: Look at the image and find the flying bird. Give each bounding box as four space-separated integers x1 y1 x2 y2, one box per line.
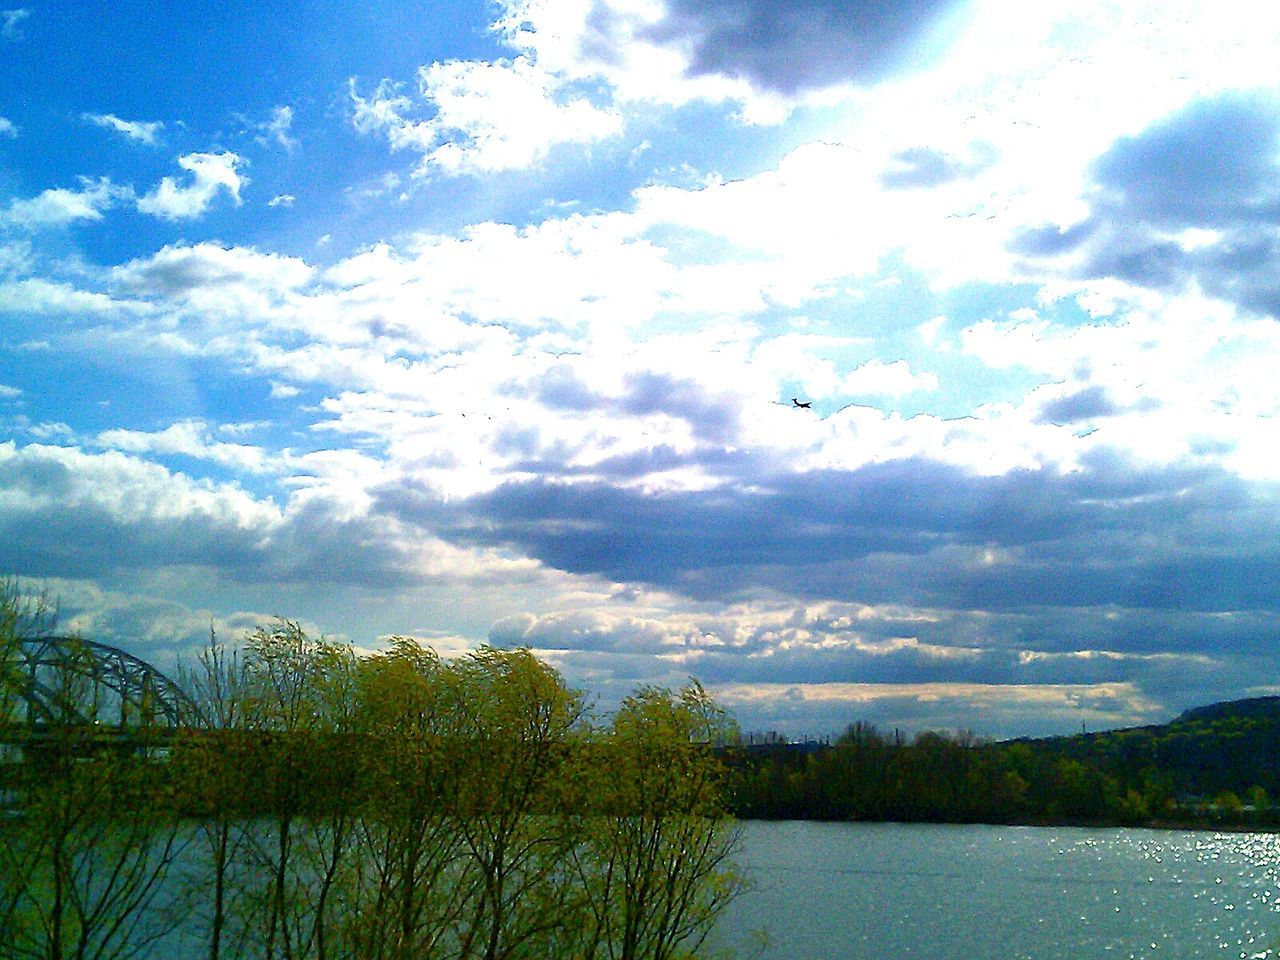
791 398 812 409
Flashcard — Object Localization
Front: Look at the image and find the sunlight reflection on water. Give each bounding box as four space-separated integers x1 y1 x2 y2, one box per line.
712 822 1280 960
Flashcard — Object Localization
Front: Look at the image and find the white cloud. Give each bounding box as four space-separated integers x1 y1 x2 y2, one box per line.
0 116 16 138
0 441 280 529
1 8 28 42
491 0 792 121
137 151 248 221
24 421 74 442
95 420 274 474
83 112 164 146
267 194 295 207
351 55 621 176
0 384 21 399
257 105 297 150
0 276 146 322
0 178 127 230
841 359 939 397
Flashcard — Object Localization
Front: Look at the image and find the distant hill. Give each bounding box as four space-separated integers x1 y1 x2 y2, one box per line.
1176 695 1280 725
1020 695 1280 799
729 695 1280 824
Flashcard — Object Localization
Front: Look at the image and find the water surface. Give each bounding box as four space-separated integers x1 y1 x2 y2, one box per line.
713 821 1280 960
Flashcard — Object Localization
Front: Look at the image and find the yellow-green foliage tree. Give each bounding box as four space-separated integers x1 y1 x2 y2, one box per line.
441 646 589 960
173 631 255 960
573 682 744 960
343 637 466 960
6 593 745 960
237 619 361 960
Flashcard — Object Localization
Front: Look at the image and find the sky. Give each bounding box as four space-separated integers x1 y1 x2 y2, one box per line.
2 0 1280 739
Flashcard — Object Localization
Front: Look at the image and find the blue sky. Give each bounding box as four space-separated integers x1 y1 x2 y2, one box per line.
3 0 1280 738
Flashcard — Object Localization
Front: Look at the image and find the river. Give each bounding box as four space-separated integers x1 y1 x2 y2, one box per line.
712 821 1280 960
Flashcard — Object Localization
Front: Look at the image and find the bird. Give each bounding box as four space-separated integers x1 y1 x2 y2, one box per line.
791 398 812 409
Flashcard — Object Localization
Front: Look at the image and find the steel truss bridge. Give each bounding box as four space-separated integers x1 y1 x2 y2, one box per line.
1 635 200 750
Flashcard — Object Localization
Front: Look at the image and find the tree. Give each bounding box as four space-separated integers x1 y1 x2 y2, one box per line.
442 646 588 960
342 638 469 960
573 681 745 960
237 619 361 960
0 578 56 949
172 629 255 960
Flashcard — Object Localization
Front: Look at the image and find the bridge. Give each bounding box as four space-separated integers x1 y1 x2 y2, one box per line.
1 635 201 749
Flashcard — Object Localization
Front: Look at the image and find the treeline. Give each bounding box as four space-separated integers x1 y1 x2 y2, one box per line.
727 704 1280 826
0 607 743 960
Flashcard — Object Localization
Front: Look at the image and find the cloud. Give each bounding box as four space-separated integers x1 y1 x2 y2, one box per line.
644 0 966 95
1035 385 1120 425
94 420 274 474
111 241 312 298
83 112 164 146
0 178 128 230
0 441 432 590
15 576 299 669
0 116 15 138
402 449 1280 619
712 680 1161 740
350 56 621 176
0 276 142 317
267 193 295 208
880 144 994 189
257 105 297 150
137 151 248 221
0 441 280 579
1 8 28 42
841 359 938 397
1014 90 1280 316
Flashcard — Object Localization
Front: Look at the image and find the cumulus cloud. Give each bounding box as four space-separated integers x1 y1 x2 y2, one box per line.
94 420 274 474
350 56 621 176
0 178 128 230
137 151 248 220
0 441 432 589
841 359 938 397
111 241 313 299
1014 90 1280 317
267 193 295 207
83 112 164 145
644 0 966 94
0 116 16 138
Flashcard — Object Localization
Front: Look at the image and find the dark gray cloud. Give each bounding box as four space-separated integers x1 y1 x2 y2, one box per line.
644 0 966 94
1014 90 1280 316
1035 385 1119 425
0 445 423 590
379 449 1280 620
1092 94 1280 226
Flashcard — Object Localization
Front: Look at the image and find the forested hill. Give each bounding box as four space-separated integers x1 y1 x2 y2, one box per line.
1019 695 1280 799
1176 695 1280 724
728 697 1280 825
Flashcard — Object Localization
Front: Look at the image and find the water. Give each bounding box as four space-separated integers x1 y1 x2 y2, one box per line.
713 821 1280 960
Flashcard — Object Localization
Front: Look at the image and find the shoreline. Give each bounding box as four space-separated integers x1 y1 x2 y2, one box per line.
737 814 1280 835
